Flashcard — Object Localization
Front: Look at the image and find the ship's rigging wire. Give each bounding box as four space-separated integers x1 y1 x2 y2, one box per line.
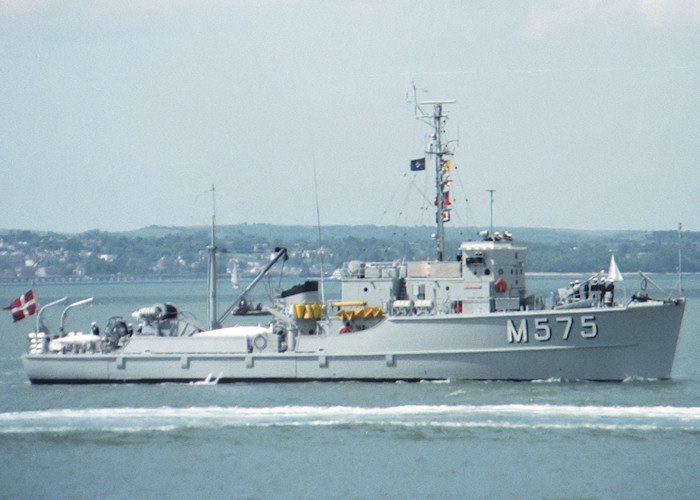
378 161 474 242
449 163 472 237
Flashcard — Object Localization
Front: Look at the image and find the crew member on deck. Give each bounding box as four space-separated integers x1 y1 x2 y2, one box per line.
597 278 607 304
591 278 601 303
605 280 615 306
90 322 100 336
339 321 352 334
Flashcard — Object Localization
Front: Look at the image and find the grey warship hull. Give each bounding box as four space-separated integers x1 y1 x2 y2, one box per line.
22 299 685 383
20 90 687 384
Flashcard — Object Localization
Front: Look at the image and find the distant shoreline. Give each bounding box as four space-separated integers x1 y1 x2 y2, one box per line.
3 272 698 285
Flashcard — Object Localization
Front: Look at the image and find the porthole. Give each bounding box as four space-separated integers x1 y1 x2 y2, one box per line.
484 269 491 275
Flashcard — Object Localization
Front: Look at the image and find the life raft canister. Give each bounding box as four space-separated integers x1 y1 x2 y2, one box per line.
494 278 507 294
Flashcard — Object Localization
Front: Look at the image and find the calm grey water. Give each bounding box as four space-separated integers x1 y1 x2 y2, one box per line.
1 276 699 499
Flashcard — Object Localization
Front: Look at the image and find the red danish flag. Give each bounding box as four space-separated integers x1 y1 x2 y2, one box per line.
3 289 37 322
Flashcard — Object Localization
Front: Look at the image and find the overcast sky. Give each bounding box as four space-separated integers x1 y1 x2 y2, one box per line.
1 1 699 234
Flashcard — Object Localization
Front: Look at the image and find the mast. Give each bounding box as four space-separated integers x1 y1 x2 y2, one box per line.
409 84 457 261
487 189 495 238
207 185 219 330
312 152 326 307
678 222 683 296
422 101 455 261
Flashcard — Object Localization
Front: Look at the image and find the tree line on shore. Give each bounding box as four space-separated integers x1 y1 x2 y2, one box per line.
1 224 697 281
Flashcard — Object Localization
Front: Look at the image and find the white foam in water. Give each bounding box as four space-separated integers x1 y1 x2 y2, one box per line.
1 404 699 434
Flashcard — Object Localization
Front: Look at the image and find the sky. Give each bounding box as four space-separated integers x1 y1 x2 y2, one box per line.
1 0 699 233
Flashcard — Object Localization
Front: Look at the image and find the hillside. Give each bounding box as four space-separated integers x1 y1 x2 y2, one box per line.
1 225 697 281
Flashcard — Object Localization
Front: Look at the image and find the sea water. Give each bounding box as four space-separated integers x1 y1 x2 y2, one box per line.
1 276 699 499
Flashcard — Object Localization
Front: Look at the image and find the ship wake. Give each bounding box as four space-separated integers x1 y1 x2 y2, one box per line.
1 404 699 436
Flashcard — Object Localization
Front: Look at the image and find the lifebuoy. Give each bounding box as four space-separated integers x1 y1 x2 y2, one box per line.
494 278 507 294
253 334 267 350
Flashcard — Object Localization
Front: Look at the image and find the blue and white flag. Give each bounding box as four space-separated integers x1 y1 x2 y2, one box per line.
410 158 425 171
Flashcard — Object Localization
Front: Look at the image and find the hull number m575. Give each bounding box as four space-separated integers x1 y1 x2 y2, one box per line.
507 316 597 343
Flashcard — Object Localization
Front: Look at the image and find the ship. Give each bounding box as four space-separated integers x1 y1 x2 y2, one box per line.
21 92 685 383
